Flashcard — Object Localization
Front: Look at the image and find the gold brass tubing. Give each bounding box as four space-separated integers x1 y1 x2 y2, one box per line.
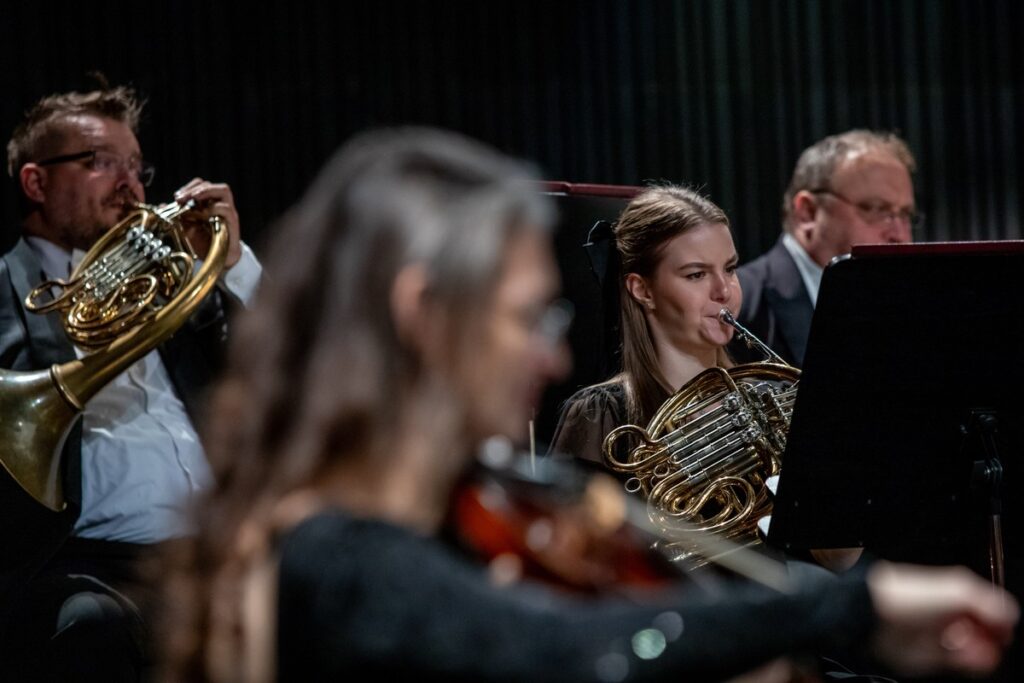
2 202 227 509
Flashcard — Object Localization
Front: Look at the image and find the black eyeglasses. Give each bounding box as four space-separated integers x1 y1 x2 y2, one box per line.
808 188 924 228
36 150 156 187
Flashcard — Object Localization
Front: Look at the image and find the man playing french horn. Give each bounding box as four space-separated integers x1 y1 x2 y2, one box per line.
0 82 260 681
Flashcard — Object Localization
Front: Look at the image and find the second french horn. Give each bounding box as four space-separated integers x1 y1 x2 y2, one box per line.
602 309 799 558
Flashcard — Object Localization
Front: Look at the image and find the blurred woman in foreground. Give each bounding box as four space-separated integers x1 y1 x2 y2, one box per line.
163 128 1016 682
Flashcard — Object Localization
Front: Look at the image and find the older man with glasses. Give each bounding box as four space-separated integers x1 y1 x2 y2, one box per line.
0 83 260 681
730 129 918 367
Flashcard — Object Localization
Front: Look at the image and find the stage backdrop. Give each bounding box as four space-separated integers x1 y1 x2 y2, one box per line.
0 0 1020 260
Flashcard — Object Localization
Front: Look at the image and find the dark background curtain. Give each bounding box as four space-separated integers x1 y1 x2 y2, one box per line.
1 0 1020 257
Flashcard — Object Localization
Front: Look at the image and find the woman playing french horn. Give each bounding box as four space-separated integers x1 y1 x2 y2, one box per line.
550 186 859 576
551 185 743 467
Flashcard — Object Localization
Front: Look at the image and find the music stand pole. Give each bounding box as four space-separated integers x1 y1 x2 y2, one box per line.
967 411 1006 587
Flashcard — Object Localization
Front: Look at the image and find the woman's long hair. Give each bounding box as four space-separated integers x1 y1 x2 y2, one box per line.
612 185 730 425
161 128 552 681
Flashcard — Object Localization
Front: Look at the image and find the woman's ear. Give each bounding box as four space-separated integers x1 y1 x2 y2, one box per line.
624 272 655 310
390 264 430 348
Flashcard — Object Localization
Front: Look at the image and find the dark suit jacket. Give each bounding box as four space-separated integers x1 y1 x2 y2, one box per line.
729 236 814 367
0 237 230 612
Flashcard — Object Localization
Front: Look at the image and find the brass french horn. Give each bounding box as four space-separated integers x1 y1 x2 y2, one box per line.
602 309 799 559
0 200 226 511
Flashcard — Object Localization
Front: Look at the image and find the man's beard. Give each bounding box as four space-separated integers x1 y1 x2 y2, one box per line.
92 192 139 240
107 188 140 217
63 194 136 251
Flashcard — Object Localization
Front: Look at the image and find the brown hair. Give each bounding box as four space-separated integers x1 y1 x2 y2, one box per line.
781 129 916 231
161 128 552 681
612 185 730 424
7 84 144 179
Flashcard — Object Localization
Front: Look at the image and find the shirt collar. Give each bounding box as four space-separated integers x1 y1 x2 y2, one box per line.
781 232 824 306
25 236 87 279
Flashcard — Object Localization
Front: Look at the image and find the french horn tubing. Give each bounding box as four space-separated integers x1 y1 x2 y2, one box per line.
603 309 799 562
0 200 227 511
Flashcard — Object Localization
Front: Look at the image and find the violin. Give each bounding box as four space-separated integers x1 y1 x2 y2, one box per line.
451 438 687 593
449 437 792 594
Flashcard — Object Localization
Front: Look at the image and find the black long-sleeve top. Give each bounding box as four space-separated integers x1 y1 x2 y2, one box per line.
276 509 876 682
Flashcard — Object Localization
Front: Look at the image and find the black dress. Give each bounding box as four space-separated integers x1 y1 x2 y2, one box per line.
275 509 876 682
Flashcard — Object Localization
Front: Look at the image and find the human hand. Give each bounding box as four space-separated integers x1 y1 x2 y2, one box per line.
175 177 243 268
867 562 1018 677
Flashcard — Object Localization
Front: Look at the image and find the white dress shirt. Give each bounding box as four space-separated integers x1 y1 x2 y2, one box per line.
781 232 824 306
26 236 261 543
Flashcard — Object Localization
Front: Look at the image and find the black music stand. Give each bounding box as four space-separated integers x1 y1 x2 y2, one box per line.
768 242 1024 588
